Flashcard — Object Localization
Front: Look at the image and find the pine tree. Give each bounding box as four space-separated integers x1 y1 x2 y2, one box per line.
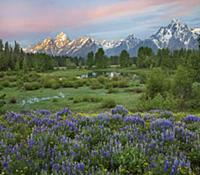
95 48 105 68
0 39 3 52
120 50 130 67
86 52 94 68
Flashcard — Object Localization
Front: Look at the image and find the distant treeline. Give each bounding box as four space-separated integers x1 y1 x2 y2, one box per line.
0 38 200 72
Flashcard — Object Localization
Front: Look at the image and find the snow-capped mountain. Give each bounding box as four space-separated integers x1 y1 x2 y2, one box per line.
150 19 199 51
27 19 199 57
59 37 99 57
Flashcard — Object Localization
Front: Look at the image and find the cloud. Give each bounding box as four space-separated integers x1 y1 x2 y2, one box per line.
0 0 199 40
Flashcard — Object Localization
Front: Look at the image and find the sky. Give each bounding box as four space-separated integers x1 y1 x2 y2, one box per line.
0 0 200 47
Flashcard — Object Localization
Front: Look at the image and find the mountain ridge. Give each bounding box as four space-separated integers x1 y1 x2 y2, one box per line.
26 19 200 57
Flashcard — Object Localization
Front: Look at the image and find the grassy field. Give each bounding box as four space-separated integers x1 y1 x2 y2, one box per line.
0 68 146 113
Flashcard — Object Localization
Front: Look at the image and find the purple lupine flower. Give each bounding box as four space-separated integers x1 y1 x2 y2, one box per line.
2 159 9 169
4 112 24 123
76 163 85 171
56 107 72 117
164 159 171 173
112 114 123 120
102 150 110 158
66 120 77 131
160 111 174 119
36 109 51 116
151 119 173 130
170 159 179 175
111 105 128 116
183 115 200 122
124 115 145 126
52 163 60 171
97 113 110 121
28 138 35 148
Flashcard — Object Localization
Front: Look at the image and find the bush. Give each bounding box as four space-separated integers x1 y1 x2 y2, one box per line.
97 76 108 84
9 82 17 88
172 65 193 99
146 68 167 98
101 99 116 108
0 72 5 78
90 79 103 89
189 82 200 109
62 80 85 89
105 80 129 89
107 88 118 94
52 98 58 103
24 82 41 91
51 82 60 89
9 97 17 104
1 80 10 87
42 78 60 89
23 72 41 82
62 80 74 88
4 76 17 82
73 96 101 103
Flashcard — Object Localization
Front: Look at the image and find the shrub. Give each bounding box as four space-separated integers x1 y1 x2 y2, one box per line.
146 68 167 98
52 98 58 103
172 65 193 99
62 80 84 88
9 82 17 88
9 97 17 104
62 80 74 88
107 88 118 94
4 76 17 82
97 76 108 84
83 96 101 103
24 82 41 91
0 72 5 78
51 82 60 89
105 80 129 89
189 82 200 109
73 97 82 103
42 78 60 89
117 80 129 88
90 79 103 89
1 80 10 87
23 72 41 82
101 99 116 108
73 96 101 103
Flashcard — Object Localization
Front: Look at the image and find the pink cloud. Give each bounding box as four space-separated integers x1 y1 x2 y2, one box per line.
0 0 199 39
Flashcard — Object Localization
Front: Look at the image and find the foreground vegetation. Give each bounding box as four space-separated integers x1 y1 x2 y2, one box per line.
0 106 200 174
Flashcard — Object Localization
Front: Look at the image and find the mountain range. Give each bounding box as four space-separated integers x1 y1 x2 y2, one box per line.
26 19 200 57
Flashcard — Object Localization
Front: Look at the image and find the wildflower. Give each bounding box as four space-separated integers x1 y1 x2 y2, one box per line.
36 109 51 116
56 107 72 117
183 115 200 122
76 163 85 171
151 119 173 130
111 105 128 116
124 115 145 126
